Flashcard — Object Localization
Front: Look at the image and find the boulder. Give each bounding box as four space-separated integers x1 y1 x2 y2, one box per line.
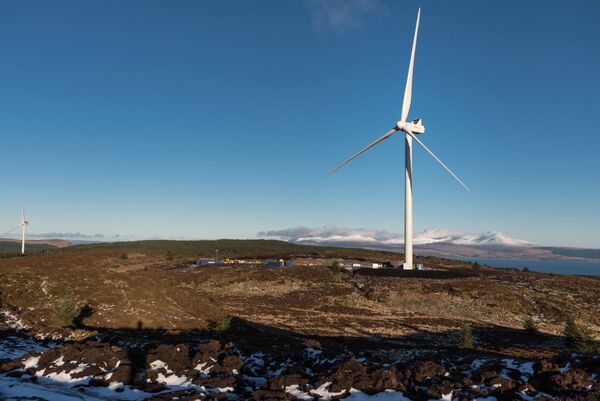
110 361 138 385
533 359 560 375
303 339 321 349
538 368 592 393
320 358 368 392
212 354 244 375
193 374 236 388
147 344 191 374
413 360 447 384
193 340 222 364
267 374 308 391
250 390 293 401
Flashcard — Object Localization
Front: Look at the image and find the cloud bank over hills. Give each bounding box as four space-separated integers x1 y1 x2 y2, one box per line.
0 232 131 243
258 226 532 247
258 226 600 261
257 226 590 260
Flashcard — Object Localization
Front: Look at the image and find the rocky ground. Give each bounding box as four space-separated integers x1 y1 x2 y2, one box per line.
1 327 600 400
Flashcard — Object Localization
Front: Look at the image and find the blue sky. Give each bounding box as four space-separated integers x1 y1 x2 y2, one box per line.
1 0 599 247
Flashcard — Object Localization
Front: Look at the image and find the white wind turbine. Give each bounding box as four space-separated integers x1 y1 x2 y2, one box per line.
327 9 469 270
20 205 29 255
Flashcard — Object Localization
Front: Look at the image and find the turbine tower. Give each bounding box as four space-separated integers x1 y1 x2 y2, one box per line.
327 9 469 270
20 205 28 255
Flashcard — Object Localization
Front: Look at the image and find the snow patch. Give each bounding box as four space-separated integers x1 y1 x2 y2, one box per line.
310 382 347 399
502 359 534 375
0 336 55 360
0 310 29 331
285 384 313 400
23 355 40 370
155 372 191 386
195 361 213 376
304 348 322 360
344 388 411 400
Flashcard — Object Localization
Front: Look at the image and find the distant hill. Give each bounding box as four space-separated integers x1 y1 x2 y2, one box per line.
4 235 598 263
539 246 600 260
256 228 599 262
0 238 71 248
288 240 600 262
62 239 404 260
0 240 56 255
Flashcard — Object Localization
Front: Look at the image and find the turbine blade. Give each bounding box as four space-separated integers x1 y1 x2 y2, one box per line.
406 131 470 192
400 8 420 122
1 225 21 238
327 128 398 175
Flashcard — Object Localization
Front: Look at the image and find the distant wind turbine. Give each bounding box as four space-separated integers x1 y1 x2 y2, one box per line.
20 205 29 255
327 9 469 270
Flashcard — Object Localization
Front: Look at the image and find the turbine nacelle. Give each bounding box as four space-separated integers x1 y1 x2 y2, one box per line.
396 118 425 134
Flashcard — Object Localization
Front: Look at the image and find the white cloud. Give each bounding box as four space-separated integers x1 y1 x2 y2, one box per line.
258 226 532 247
307 0 387 32
1 232 131 242
258 225 400 244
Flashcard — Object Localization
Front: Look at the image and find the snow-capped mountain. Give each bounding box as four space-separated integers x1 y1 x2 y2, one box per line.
258 226 532 247
414 229 532 247
257 226 586 260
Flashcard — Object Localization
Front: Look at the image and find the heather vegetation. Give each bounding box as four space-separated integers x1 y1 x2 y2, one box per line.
61 239 402 260
0 241 53 255
0 246 598 341
0 244 599 401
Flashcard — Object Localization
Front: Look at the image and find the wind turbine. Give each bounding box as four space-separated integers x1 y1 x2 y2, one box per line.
327 9 469 270
20 205 28 255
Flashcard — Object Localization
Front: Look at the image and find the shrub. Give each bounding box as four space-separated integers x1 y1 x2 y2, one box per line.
364 287 377 301
165 251 174 261
357 280 376 301
472 262 481 270
331 261 342 272
54 296 80 328
210 314 232 333
522 267 530 272
120 253 128 260
459 325 474 349
523 317 538 335
563 317 597 353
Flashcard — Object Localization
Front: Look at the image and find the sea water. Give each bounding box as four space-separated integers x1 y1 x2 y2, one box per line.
469 258 600 276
